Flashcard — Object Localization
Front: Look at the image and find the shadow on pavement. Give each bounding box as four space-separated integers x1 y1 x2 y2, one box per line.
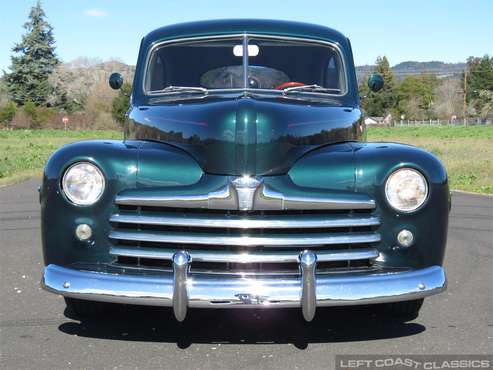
58 304 425 349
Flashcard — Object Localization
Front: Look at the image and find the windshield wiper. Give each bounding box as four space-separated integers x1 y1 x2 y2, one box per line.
282 84 341 94
150 86 208 95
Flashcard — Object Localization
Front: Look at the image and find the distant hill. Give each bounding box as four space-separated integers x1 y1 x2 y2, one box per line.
356 61 466 83
60 58 135 86
12 58 465 96
56 58 467 88
59 58 466 89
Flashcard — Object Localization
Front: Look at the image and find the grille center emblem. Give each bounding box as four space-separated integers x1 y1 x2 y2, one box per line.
231 176 261 211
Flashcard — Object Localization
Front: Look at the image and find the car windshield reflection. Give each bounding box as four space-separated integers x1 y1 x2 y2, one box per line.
145 35 347 99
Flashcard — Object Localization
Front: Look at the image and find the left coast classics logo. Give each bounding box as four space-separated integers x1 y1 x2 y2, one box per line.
231 176 261 211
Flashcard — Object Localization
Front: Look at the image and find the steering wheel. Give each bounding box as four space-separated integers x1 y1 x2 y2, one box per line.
275 82 305 90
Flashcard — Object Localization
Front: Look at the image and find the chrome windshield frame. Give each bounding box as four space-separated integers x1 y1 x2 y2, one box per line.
142 33 349 98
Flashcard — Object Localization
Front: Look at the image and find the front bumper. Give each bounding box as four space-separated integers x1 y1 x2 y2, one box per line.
42 256 446 322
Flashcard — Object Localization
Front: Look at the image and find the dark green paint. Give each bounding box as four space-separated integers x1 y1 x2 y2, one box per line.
290 142 449 268
367 73 384 92
109 72 124 90
128 98 365 175
41 20 449 273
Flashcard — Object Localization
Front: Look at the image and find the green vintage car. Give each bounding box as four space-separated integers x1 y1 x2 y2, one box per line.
40 20 449 322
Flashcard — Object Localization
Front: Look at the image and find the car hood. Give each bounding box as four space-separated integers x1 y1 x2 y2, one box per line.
127 97 363 176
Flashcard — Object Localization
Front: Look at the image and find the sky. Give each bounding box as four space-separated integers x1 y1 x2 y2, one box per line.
1 0 492 72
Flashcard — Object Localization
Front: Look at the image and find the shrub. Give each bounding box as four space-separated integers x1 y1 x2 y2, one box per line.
111 83 132 125
22 101 57 129
23 101 40 128
0 101 17 128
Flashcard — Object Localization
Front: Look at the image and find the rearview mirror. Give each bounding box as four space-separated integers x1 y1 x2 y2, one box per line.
367 73 384 92
109 73 123 90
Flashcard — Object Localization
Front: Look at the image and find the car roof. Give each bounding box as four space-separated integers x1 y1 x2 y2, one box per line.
143 19 349 47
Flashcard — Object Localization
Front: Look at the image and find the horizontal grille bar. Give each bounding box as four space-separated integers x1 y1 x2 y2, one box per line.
110 213 380 229
110 246 379 263
114 176 376 211
109 230 381 247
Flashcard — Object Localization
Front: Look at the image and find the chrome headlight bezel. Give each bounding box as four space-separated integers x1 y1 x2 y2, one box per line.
385 167 429 213
61 162 105 206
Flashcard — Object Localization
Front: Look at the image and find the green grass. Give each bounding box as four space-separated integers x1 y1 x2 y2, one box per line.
1 126 492 194
0 129 121 186
368 125 493 194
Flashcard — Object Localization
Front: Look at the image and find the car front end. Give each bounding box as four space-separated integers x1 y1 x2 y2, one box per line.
40 20 449 321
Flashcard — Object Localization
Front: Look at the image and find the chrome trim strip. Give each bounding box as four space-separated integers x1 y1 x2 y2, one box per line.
42 265 447 321
300 250 317 321
172 251 189 321
109 246 379 263
255 184 375 210
109 230 381 247
109 214 380 229
115 182 376 211
115 184 235 209
242 33 248 89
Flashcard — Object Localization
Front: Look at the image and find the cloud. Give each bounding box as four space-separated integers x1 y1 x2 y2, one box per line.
84 9 107 17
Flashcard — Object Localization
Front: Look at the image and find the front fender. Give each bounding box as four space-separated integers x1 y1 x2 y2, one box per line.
40 139 203 267
353 142 449 269
289 142 449 269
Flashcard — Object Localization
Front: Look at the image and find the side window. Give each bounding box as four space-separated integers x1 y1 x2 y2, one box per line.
146 53 166 91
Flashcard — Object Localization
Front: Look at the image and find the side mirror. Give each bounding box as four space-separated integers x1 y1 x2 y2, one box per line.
367 73 384 92
109 73 123 90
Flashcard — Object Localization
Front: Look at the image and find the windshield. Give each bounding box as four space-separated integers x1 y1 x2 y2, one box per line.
144 35 347 96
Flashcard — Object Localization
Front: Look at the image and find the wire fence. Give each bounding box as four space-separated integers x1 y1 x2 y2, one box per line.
370 118 493 127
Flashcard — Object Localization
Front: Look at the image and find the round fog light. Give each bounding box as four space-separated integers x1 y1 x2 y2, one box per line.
75 224 92 241
397 229 414 247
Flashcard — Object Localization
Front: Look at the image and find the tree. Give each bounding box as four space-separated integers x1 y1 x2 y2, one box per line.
466 55 493 118
0 78 9 106
0 101 17 128
395 74 437 120
360 56 396 117
433 78 463 119
477 90 493 119
23 100 40 128
111 83 132 124
5 1 59 106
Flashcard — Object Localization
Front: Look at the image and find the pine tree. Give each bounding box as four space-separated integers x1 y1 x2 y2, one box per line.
5 1 59 106
360 56 396 117
466 55 493 117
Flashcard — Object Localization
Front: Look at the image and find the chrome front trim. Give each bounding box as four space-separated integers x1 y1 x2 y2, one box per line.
255 184 375 210
110 246 379 263
172 251 189 322
109 230 381 247
115 179 376 211
300 250 317 321
42 264 447 321
109 213 380 229
231 175 261 211
115 184 236 209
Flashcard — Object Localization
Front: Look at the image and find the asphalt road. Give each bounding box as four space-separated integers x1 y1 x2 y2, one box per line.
1 179 492 370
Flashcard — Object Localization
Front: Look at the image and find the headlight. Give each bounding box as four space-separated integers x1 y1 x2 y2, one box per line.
62 162 105 205
385 168 428 212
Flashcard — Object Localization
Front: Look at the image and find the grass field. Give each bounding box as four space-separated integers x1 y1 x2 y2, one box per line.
0 126 492 194
0 129 122 186
367 125 493 194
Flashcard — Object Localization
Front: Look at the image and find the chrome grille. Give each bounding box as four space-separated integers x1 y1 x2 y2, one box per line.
108 206 381 275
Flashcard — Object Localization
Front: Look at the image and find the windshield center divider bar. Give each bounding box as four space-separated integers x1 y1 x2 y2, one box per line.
242 33 249 89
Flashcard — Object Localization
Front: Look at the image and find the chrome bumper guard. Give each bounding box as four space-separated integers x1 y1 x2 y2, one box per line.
42 252 446 322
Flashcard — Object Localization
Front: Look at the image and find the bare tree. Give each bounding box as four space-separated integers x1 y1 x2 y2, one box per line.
432 78 463 119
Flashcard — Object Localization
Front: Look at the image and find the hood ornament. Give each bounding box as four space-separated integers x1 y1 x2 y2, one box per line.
231 176 261 211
